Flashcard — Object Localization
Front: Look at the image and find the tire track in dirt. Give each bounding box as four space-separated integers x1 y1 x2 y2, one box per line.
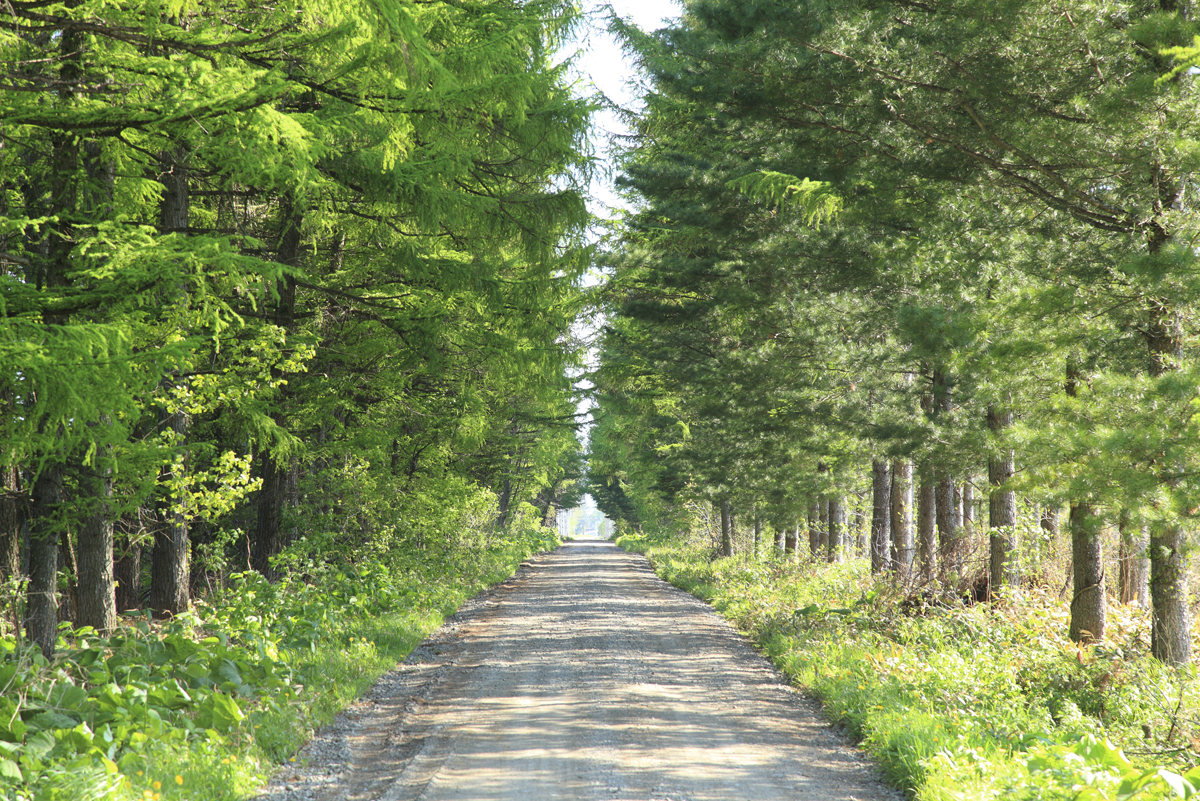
260 540 901 801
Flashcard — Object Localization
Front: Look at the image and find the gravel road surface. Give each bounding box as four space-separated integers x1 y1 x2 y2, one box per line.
260 539 900 801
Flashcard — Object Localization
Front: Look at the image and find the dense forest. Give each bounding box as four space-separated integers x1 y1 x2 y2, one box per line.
590 1 1200 795
0 0 589 795
8 0 1200 796
591 0 1200 664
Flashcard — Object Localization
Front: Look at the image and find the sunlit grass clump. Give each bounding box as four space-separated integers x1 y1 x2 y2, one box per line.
619 533 1200 801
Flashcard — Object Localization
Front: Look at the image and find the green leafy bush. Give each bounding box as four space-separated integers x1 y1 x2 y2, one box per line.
0 526 556 800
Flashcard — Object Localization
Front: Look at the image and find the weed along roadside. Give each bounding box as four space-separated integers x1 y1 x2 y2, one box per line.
0 528 559 801
617 533 1200 801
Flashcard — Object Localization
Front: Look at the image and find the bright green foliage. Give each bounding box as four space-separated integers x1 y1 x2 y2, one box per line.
0 525 556 800
622 531 1200 800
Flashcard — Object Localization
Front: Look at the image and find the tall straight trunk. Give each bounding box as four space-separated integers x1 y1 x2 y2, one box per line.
719 497 732 557
150 410 190 616
0 461 19 581
1146 296 1191 665
1068 501 1105 643
753 515 762 557
988 404 1018 595
817 498 829 552
807 500 819 556
936 472 959 577
827 496 845 563
784 526 797 556
1118 510 1149 608
870 460 891 573
891 459 914 573
254 195 302 578
26 465 63 657
114 520 142 613
916 478 937 582
25 17 81 657
774 527 785 554
158 146 189 233
961 483 975 530
77 458 116 633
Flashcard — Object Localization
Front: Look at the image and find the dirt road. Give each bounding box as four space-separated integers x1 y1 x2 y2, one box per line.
262 540 899 801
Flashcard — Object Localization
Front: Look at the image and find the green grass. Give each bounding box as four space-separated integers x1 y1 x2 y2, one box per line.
618 532 1200 801
1 531 555 801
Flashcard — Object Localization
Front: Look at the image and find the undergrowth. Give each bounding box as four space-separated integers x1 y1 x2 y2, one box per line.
618 532 1200 801
0 527 557 801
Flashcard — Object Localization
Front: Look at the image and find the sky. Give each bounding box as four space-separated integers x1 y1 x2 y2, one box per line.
558 0 682 481
563 0 683 215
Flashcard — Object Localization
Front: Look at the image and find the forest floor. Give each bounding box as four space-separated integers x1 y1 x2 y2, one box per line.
255 539 900 801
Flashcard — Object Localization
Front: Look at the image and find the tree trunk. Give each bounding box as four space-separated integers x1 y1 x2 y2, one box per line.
1146 297 1191 665
891 459 914 573
719 497 732 557
1151 522 1191 665
1068 501 1105 644
988 404 1018 595
916 477 936 582
827 496 845 563
870 459 891 573
26 465 63 658
150 410 191 617
114 518 142 614
961 482 975 530
817 497 829 552
253 195 302 578
1118 510 1149 608
76 457 116 634
936 472 959 577
0 461 19 581
753 514 762 557
807 500 819 556
774 526 785 554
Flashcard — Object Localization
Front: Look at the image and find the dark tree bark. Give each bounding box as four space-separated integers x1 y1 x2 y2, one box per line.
870 459 891 573
150 410 191 616
114 516 142 613
988 404 1018 595
1146 296 1191 665
26 465 63 657
24 16 80 657
916 477 936 582
76 457 116 633
827 496 845 563
1068 501 1105 644
936 472 959 577
254 195 303 579
891 459 914 573
0 461 20 582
